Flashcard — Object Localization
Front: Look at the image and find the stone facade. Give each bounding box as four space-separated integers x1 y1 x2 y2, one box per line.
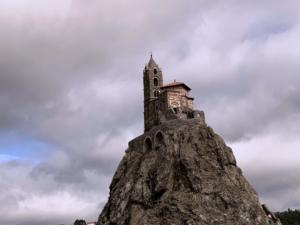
143 55 201 131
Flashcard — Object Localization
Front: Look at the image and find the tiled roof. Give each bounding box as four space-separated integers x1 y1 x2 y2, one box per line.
161 80 191 91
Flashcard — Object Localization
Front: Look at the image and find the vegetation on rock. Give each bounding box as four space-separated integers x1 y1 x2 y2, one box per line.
276 209 300 225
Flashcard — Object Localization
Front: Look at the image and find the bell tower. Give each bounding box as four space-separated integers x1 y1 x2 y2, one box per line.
143 55 163 131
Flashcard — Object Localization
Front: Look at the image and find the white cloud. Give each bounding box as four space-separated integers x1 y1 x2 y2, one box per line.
232 132 300 211
0 0 299 224
0 0 71 17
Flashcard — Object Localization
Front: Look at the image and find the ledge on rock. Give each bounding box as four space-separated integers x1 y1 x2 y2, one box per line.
97 117 281 225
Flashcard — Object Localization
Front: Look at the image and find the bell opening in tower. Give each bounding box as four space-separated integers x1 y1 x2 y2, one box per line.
154 78 158 86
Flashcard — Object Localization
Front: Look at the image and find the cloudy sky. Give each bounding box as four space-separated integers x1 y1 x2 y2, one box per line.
0 0 300 224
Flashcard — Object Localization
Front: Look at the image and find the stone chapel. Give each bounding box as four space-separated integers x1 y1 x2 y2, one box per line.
143 55 203 131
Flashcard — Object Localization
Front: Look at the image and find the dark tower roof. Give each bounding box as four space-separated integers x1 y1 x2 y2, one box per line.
147 54 158 68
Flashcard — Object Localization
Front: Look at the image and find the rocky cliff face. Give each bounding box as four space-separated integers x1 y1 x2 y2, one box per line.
97 117 281 225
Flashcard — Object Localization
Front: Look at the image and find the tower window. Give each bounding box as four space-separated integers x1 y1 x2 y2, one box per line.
144 138 152 151
155 131 165 146
154 78 158 86
154 68 157 74
154 90 159 97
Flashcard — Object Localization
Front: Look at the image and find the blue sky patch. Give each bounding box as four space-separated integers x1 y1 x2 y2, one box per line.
0 132 51 162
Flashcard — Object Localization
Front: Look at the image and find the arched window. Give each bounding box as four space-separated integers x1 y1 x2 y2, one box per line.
154 90 159 97
144 138 152 151
154 78 158 86
155 131 165 146
154 68 157 74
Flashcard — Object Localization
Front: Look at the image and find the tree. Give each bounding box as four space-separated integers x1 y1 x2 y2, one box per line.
73 219 87 225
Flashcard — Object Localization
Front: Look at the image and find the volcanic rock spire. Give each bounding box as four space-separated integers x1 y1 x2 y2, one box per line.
96 58 281 225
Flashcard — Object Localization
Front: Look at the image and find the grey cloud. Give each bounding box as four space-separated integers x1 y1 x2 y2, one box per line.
0 160 105 225
242 165 300 211
157 2 300 142
0 1 212 224
0 0 300 224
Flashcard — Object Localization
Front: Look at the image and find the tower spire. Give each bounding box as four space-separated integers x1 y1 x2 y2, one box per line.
148 53 158 68
143 56 163 131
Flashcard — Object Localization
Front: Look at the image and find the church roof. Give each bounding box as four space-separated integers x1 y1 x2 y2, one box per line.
147 54 158 68
161 80 191 91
